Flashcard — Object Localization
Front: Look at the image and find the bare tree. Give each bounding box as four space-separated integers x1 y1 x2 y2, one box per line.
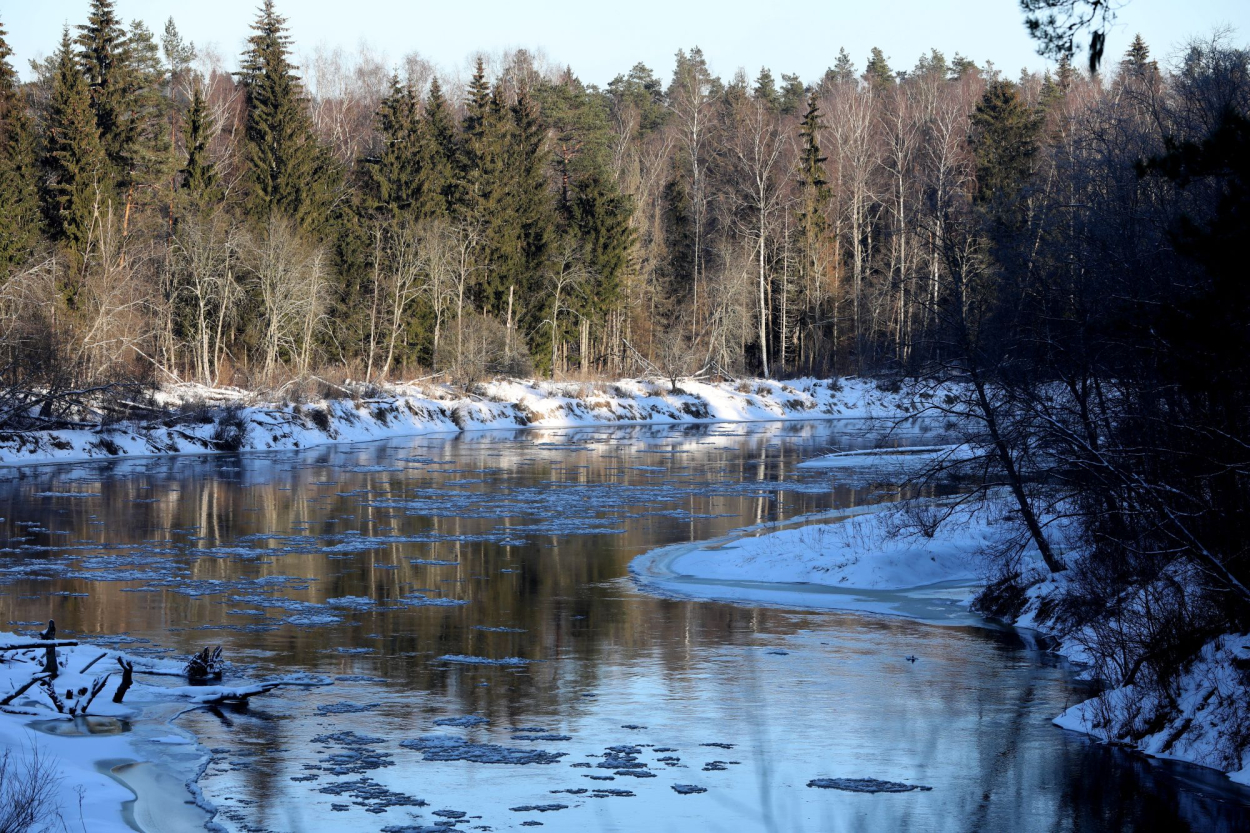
243 216 329 382
543 239 592 377
170 209 241 384
722 95 792 377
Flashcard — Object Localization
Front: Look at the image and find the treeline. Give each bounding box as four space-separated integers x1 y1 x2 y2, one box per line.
0 1 1241 391
915 24 1250 742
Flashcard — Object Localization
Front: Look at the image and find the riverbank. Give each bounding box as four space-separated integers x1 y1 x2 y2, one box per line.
629 465 1250 788
0 634 313 831
0 376 935 468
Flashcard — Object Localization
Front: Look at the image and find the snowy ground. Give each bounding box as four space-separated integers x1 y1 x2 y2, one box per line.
0 633 319 831
0 376 938 468
630 499 1020 624
632 445 1250 788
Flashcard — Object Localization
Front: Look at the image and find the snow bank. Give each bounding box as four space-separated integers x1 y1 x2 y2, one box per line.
630 500 1033 623
633 488 1250 788
0 632 291 830
1054 635 1250 785
0 377 936 468
653 504 990 590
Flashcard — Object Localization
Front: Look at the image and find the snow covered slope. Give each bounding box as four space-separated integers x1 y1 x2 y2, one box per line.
0 377 935 468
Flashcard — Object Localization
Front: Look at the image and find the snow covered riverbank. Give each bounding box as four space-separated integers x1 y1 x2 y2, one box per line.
629 501 1001 623
0 377 936 468
0 633 321 831
630 455 1250 787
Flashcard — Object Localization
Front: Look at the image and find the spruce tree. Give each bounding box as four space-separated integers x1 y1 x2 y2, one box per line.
753 67 779 109
968 79 1043 207
238 0 335 228
120 20 171 219
0 17 42 268
506 86 554 313
1119 34 1159 83
45 27 106 255
572 168 633 322
795 89 831 267
181 85 219 206
419 77 457 217
367 74 420 218
76 0 130 183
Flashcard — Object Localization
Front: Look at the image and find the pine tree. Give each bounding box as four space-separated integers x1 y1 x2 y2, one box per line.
238 0 335 228
778 73 805 115
0 17 42 268
949 53 979 81
824 48 856 87
181 85 218 206
864 48 895 91
45 27 106 255
914 49 949 80
161 17 195 79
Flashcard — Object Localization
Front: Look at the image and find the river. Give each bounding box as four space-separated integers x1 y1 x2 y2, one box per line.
1 420 1246 832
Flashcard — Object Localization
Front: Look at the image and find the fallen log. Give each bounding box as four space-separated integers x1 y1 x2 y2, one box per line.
0 640 80 652
0 673 49 706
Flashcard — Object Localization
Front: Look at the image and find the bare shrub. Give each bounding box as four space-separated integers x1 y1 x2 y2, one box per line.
209 403 249 451
436 313 532 385
0 743 64 833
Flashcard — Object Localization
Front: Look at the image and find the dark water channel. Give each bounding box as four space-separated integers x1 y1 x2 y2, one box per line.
1 420 1247 832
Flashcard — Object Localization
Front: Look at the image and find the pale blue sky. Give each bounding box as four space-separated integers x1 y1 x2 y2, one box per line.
4 0 1247 86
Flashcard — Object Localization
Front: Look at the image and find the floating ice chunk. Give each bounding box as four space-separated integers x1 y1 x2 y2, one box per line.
437 654 534 666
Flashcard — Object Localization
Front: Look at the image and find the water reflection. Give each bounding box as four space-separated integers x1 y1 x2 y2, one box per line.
1 420 1246 832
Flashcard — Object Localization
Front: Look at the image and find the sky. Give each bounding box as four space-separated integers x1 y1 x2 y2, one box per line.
4 0 1249 87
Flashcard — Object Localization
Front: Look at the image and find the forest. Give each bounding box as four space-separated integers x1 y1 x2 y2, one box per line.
0 0 1233 389
1 0 1250 759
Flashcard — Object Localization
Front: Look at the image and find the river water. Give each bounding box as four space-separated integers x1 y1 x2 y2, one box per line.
1 420 1247 832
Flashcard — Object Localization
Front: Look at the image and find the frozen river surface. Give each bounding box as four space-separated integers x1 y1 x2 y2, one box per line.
1 420 1247 832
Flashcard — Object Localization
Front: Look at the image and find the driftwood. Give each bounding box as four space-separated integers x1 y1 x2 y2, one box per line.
79 674 111 714
185 646 224 680
79 652 108 673
190 682 281 705
40 679 64 713
0 673 48 706
0 640 80 652
112 658 134 704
